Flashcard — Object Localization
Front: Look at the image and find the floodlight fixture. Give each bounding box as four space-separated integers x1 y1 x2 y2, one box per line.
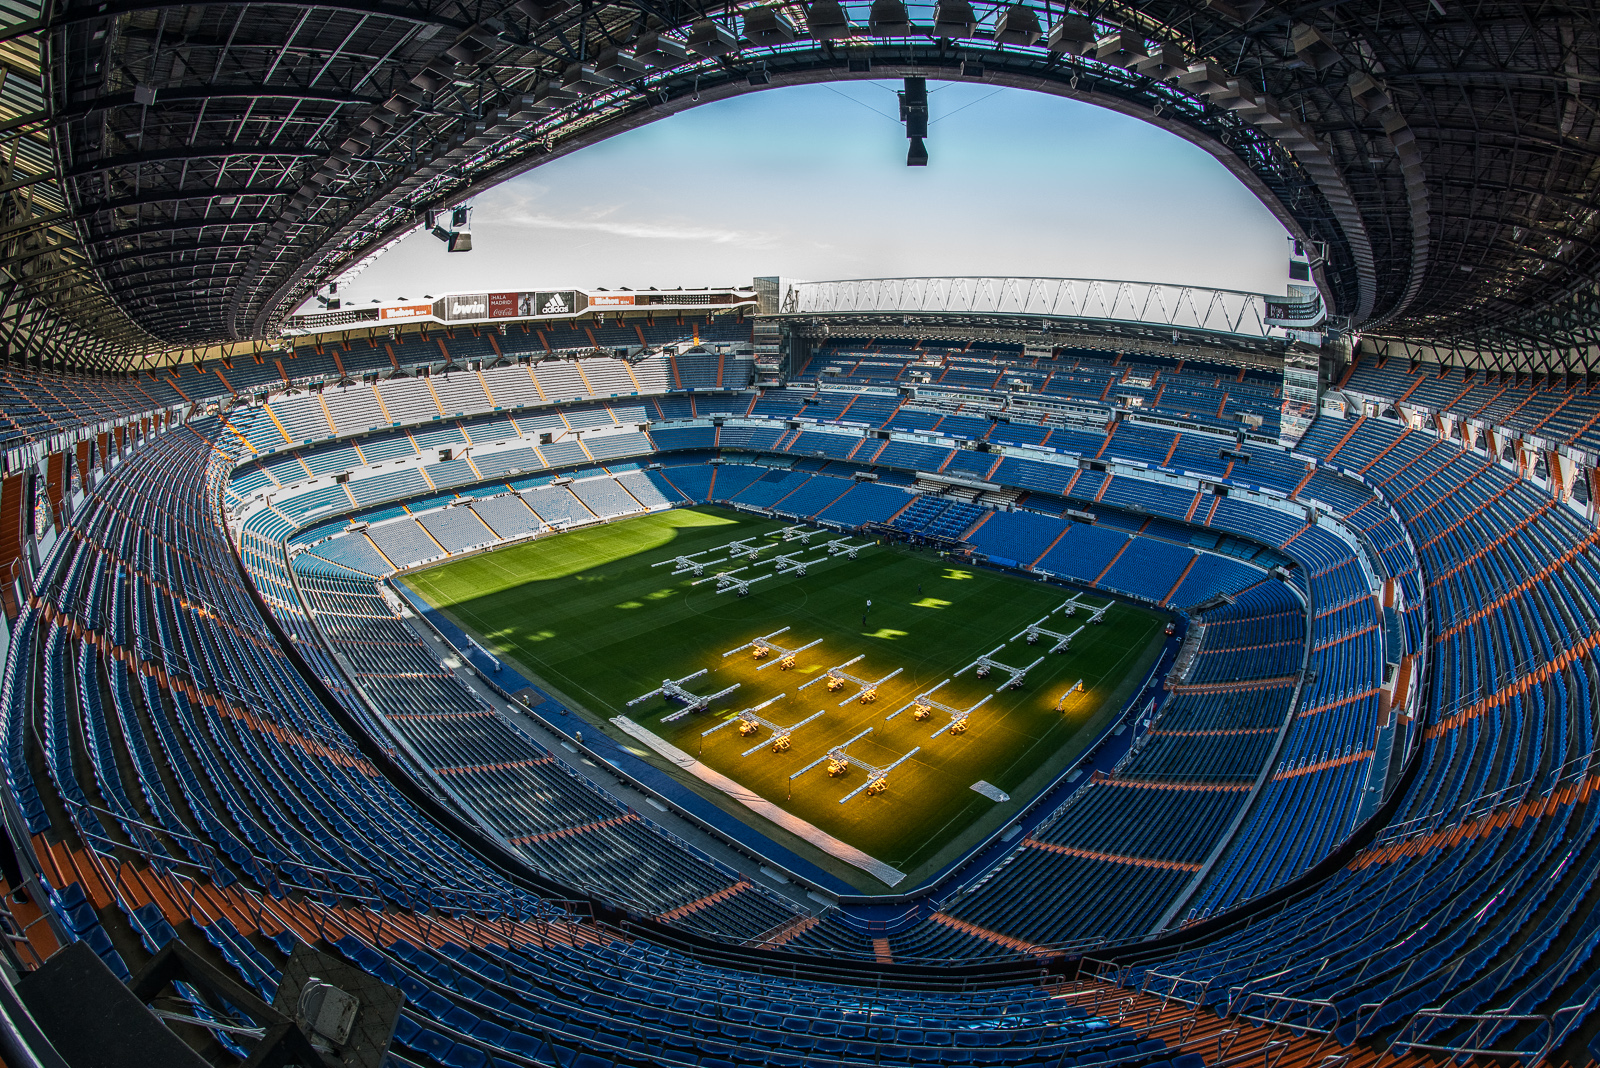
931 0 977 39
535 78 580 106
634 32 691 67
1047 13 1095 54
994 4 1042 45
594 47 649 79
1094 28 1147 67
410 62 455 92
744 7 799 44
686 17 738 56
1291 22 1341 71
869 0 912 35
1134 42 1188 80
563 62 613 90
445 33 491 64
806 0 854 39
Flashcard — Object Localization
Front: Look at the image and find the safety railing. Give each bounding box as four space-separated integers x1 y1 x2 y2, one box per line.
1224 990 1342 1037
1387 1005 1590 1066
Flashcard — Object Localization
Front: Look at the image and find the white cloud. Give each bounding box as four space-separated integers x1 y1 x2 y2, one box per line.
494 204 777 247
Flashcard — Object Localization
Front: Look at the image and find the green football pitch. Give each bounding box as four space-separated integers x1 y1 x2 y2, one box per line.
404 507 1168 889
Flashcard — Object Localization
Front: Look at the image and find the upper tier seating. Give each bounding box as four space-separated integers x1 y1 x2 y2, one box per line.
1341 352 1600 455
794 344 1284 437
0 317 752 455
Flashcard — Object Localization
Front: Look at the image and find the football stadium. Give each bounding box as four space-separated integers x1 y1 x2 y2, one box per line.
404 507 1168 881
0 2 1594 1068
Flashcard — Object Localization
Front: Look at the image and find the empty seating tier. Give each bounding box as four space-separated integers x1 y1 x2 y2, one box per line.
12 345 1600 1068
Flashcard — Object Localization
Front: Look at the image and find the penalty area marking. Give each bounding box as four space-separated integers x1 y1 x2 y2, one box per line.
610 715 907 888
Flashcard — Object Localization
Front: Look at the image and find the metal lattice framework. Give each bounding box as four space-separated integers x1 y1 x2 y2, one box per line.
0 0 1590 371
786 277 1284 337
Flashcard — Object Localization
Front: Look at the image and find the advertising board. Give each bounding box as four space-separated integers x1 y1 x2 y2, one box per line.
440 293 489 321
379 304 433 321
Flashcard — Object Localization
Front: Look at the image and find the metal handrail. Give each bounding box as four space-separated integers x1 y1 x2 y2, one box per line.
1135 967 1213 1008
1225 967 1309 1011
1210 1038 1291 1068
1224 991 1341 1037
1386 1007 1585 1065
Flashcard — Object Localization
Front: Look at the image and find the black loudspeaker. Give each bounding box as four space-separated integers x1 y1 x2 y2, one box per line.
273 942 404 1068
18 941 207 1068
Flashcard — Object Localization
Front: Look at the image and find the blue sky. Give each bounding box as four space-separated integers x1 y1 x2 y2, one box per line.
335 81 1293 304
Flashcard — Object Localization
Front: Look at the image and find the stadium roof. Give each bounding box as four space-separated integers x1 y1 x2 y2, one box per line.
0 0 1594 372
784 277 1293 335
